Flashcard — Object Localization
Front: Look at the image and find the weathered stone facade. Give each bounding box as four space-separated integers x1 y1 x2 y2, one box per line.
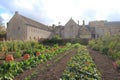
78 21 91 39
53 19 91 39
7 12 52 41
89 21 120 38
62 18 80 39
7 12 120 41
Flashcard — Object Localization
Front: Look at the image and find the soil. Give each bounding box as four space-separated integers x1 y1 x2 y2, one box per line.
88 49 120 80
3 48 120 80
14 48 78 80
0 52 23 64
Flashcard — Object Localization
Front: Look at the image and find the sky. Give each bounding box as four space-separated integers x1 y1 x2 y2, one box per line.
0 0 120 26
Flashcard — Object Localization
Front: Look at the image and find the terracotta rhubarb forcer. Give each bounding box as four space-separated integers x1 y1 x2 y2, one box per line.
36 52 41 56
23 54 30 60
6 55 14 62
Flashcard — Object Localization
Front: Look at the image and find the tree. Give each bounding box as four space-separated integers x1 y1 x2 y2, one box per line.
0 16 4 26
0 16 6 34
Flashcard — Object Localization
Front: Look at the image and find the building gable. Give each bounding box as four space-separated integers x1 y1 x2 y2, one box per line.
7 12 52 41
19 15 51 32
7 12 28 40
62 18 79 39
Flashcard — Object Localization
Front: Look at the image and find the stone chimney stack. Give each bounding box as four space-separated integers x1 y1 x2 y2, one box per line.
78 20 79 25
83 20 85 27
15 11 18 14
58 21 61 26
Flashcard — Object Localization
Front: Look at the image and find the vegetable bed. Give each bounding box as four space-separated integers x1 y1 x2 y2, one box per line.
0 43 74 80
88 35 120 69
60 45 102 80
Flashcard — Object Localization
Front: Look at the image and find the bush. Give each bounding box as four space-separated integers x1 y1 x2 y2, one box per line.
66 43 72 47
74 43 81 48
14 50 22 58
88 35 120 60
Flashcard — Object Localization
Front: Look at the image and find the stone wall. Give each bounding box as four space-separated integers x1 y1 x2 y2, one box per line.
105 22 120 35
7 13 27 40
80 35 91 39
89 21 120 38
62 19 79 39
26 25 52 41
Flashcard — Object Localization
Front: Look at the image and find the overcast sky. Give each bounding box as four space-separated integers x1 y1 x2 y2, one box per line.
0 0 120 26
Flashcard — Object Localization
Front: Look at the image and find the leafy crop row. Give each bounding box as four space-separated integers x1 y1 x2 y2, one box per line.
88 35 120 58
0 43 74 80
0 41 40 52
0 41 47 59
88 35 120 69
88 35 120 66
60 45 101 80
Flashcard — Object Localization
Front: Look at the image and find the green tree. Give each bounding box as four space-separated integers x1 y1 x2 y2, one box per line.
0 16 6 34
0 16 4 26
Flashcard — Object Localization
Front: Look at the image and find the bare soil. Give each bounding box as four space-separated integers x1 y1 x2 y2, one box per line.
14 48 78 80
3 48 120 80
88 49 120 80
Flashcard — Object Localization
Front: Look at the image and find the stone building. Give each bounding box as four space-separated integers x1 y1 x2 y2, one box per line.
52 18 91 39
7 12 52 41
89 21 120 38
78 20 91 39
7 12 120 41
61 18 80 39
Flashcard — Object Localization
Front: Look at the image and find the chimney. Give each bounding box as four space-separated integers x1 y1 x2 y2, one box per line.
15 11 18 14
78 20 79 25
83 20 85 27
83 20 85 25
58 21 61 26
52 24 55 28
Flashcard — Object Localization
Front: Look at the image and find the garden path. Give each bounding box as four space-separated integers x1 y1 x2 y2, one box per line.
88 49 120 80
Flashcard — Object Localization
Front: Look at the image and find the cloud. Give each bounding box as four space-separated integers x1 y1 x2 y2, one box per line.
1 13 12 26
0 0 120 26
0 0 51 25
107 11 120 21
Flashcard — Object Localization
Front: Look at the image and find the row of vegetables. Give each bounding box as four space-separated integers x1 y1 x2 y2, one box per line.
88 35 120 68
0 43 74 80
60 45 102 80
0 41 48 59
0 41 40 52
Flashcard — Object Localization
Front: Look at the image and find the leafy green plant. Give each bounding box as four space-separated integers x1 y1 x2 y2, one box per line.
65 42 72 47
0 43 73 80
74 43 81 48
88 35 120 60
14 50 22 58
61 45 101 80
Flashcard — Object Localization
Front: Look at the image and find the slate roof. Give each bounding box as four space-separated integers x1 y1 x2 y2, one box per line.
105 21 120 26
16 13 51 31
